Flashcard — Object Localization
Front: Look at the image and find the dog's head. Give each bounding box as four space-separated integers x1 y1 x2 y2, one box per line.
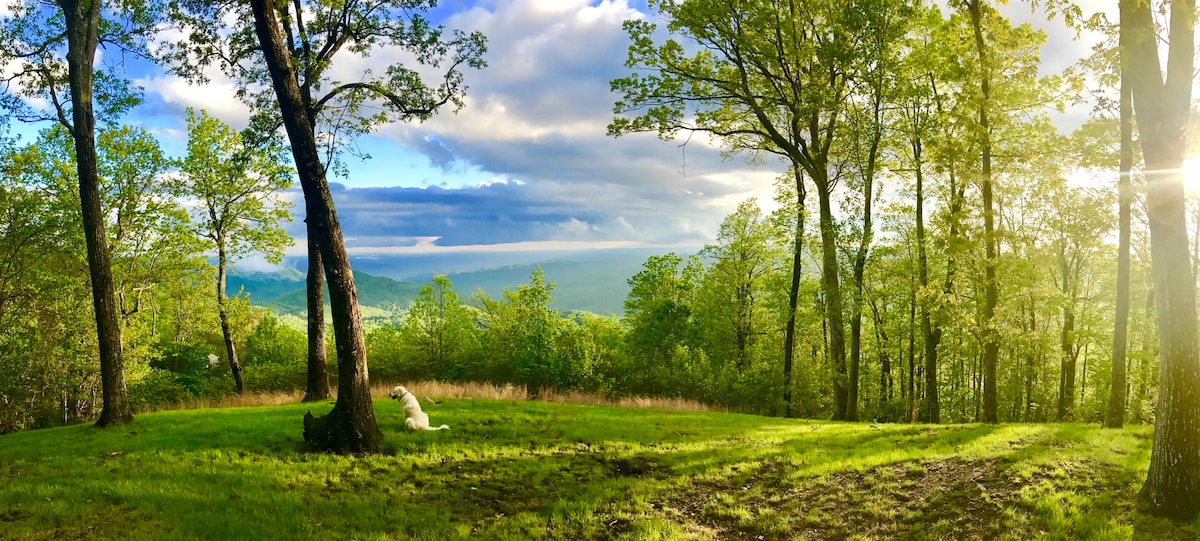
389 386 409 400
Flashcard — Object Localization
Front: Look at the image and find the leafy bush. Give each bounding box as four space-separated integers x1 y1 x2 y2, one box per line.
243 362 306 393
128 368 192 409
243 313 306 366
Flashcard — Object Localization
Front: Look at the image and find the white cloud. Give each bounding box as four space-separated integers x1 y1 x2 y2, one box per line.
558 218 593 236
137 75 251 127
286 239 699 257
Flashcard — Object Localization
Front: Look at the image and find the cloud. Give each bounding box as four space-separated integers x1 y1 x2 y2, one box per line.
285 179 725 251
133 0 798 256
135 75 251 128
344 0 785 250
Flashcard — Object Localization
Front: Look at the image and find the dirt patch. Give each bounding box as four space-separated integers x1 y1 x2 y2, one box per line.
0 507 32 522
655 458 1112 540
604 455 662 478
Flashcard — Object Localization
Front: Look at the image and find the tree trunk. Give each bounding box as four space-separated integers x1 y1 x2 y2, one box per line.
1104 33 1132 429
921 74 965 424
968 0 1000 424
907 286 916 422
783 168 806 417
869 294 892 405
216 238 245 394
1024 294 1037 421
816 175 848 421
249 0 381 453
1057 249 1077 422
303 223 331 402
1125 0 1200 520
1057 303 1075 421
914 139 939 423
62 0 132 428
848 91 884 423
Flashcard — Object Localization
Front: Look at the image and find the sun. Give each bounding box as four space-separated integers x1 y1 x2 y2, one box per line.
1184 157 1200 196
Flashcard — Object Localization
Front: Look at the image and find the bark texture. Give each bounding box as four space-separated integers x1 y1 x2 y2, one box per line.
249 0 381 452
1124 0 1200 520
62 0 132 428
216 239 245 394
782 170 805 417
816 175 848 421
968 0 1000 423
1103 2 1133 430
303 224 331 402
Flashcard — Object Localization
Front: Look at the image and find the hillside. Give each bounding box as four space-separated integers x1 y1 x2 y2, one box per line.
230 250 659 317
228 269 422 316
405 254 657 316
0 390 1194 540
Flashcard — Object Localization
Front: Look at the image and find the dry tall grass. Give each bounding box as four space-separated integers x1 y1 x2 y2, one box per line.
141 381 712 413
375 381 713 412
138 390 307 413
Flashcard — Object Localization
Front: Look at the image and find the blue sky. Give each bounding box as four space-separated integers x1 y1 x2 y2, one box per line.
123 0 784 263
8 0 1101 269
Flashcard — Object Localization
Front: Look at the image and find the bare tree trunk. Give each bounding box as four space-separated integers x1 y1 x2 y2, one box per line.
968 0 1000 424
250 0 381 453
869 294 892 405
907 286 916 422
61 0 132 428
1125 0 1200 520
783 169 806 417
914 140 938 423
303 224 331 402
1104 35 1132 429
816 175 848 421
1024 295 1037 421
1057 255 1075 421
216 238 244 394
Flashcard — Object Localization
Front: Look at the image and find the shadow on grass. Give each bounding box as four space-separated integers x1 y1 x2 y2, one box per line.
1 399 1195 540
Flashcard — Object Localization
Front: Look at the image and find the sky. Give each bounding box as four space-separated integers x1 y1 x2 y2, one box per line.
10 0 1107 271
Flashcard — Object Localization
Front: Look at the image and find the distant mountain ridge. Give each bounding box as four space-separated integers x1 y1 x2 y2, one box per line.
404 255 656 316
227 269 422 316
230 250 679 317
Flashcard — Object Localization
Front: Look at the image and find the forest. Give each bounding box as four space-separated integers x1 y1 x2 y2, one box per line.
0 0 1198 526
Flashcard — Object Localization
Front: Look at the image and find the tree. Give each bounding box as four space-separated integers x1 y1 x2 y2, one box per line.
891 12 947 422
475 268 564 395
778 169 808 417
302 231 330 402
176 108 293 395
959 0 1002 424
695 200 778 371
624 253 702 396
1103 0 1134 430
97 126 200 330
1042 182 1112 421
0 0 166 427
166 0 486 411
840 0 910 419
1123 0 1200 520
611 0 918 420
399 275 477 379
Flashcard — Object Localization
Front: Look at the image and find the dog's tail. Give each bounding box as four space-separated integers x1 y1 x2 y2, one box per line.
428 424 450 431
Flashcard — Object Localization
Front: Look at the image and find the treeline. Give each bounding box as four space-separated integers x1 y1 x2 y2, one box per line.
0 118 295 433
370 184 1157 425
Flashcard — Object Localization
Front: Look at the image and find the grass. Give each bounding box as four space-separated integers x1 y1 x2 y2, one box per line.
0 384 1196 540
137 381 713 414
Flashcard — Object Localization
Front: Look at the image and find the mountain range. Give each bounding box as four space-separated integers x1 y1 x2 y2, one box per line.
228 250 674 317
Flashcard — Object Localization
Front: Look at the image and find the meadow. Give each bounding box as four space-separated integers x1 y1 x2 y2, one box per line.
0 383 1195 540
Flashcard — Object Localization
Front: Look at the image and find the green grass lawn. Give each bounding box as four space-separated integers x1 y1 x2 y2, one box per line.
0 398 1196 540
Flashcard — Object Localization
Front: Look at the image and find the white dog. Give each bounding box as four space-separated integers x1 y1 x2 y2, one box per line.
389 386 449 431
